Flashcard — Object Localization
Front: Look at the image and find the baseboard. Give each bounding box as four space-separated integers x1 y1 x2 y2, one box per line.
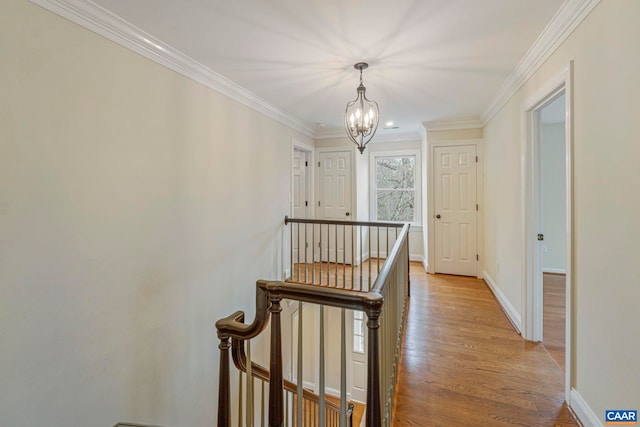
299 382 350 401
114 423 166 427
421 258 428 272
325 386 348 400
357 252 370 266
369 251 423 263
570 388 602 427
482 271 522 334
543 268 567 274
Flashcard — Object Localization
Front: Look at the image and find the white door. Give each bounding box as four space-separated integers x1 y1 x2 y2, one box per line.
434 145 478 276
319 151 353 263
292 148 308 219
292 149 310 266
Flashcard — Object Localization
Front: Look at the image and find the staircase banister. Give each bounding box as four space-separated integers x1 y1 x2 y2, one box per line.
261 279 384 312
215 283 270 340
285 215 404 229
231 336 351 414
370 222 410 294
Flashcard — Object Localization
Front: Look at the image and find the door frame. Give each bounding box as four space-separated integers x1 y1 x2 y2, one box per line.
287 139 315 279
291 139 315 218
520 62 573 402
315 147 357 220
427 139 484 278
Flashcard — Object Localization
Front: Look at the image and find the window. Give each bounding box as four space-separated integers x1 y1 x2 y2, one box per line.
370 150 421 225
353 310 365 353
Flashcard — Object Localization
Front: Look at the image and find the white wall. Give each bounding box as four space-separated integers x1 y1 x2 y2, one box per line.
483 0 640 418
0 1 313 426
541 121 566 273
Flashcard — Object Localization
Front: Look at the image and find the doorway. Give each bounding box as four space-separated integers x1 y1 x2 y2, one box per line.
521 63 573 401
318 150 353 263
427 140 483 277
433 144 478 276
292 147 309 219
539 94 567 371
291 141 314 271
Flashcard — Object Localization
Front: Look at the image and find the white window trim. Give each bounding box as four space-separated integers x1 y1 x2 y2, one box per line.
369 149 422 228
352 310 365 354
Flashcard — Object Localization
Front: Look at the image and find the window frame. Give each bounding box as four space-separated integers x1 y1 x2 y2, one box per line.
352 310 366 354
369 149 422 227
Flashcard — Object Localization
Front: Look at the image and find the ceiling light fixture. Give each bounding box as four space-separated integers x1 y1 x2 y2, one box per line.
344 62 379 154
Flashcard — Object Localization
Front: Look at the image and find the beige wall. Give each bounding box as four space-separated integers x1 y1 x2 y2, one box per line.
426 128 484 142
0 1 313 425
483 0 640 417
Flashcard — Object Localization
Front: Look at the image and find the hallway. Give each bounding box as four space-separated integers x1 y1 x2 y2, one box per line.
392 265 578 426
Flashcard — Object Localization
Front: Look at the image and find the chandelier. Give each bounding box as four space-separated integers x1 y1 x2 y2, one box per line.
344 62 379 154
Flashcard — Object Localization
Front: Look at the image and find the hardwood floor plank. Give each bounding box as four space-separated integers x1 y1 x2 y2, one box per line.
543 273 566 371
392 264 578 426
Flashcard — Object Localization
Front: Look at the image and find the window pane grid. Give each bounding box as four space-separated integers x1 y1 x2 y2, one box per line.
353 311 365 353
374 155 416 222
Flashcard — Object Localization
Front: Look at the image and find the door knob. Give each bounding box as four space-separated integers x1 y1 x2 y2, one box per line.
436 214 441 219
345 212 350 216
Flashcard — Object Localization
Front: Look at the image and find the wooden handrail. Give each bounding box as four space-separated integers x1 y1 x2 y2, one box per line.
215 282 271 341
285 215 404 229
215 283 272 426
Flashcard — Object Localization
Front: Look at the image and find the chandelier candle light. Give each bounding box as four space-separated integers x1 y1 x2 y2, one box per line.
344 62 379 154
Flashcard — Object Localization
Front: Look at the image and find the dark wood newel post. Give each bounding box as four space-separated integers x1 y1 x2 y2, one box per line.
268 296 284 427
217 335 231 427
365 306 382 427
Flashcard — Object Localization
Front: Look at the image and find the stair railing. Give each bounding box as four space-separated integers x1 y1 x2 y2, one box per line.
230 316 354 427
216 217 410 427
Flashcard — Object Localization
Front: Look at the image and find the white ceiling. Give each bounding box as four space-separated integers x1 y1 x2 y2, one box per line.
91 0 565 136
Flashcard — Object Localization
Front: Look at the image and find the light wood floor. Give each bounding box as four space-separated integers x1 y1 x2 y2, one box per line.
289 259 384 291
543 273 566 371
392 264 578 426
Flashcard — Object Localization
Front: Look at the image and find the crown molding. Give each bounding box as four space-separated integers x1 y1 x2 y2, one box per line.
418 125 427 139
28 0 600 139
422 116 483 131
313 128 347 139
374 130 423 143
28 0 315 138
481 0 601 125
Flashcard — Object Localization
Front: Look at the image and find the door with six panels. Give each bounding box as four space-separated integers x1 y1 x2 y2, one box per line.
434 145 478 276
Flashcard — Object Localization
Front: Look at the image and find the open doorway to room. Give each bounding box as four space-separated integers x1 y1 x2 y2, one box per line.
538 94 567 371
290 141 315 278
292 146 311 220
522 63 573 402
